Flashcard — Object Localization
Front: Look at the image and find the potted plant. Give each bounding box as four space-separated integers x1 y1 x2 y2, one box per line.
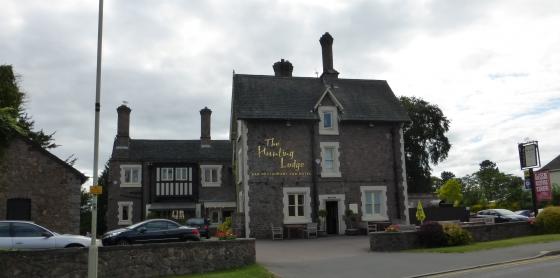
344 209 359 235
318 209 327 236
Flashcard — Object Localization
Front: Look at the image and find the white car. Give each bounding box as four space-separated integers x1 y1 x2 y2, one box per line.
0 221 99 250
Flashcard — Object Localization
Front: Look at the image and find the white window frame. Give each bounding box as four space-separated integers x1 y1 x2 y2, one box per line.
201 165 222 187
117 201 133 225
161 167 174 181
320 142 341 177
360 186 388 221
176 167 188 181
120 165 142 187
282 187 312 224
318 106 339 135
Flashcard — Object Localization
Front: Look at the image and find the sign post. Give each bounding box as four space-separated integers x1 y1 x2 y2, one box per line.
518 141 541 217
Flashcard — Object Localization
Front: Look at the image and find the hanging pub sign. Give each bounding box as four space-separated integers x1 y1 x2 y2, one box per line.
535 171 552 202
518 141 540 169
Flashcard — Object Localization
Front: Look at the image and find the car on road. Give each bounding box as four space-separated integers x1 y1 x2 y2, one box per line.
514 210 534 218
186 218 211 239
476 209 530 223
102 219 200 246
0 221 95 250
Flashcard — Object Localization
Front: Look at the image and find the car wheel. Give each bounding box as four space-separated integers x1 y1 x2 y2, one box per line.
206 234 210 239
117 239 130 246
65 243 85 248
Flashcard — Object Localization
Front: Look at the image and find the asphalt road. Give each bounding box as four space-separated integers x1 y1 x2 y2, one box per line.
256 236 560 278
429 255 560 278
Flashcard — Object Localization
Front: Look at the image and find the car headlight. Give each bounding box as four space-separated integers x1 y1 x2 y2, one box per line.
106 231 121 238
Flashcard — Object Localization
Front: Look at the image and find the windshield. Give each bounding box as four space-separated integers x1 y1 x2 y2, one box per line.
186 218 204 225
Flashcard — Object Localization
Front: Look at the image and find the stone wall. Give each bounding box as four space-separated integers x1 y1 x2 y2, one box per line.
370 222 536 252
0 137 83 234
244 120 407 238
0 239 255 278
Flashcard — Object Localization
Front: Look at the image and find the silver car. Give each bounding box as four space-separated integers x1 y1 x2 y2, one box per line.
0 221 97 250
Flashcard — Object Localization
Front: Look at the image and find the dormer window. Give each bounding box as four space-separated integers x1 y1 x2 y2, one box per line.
323 111 333 129
318 106 339 135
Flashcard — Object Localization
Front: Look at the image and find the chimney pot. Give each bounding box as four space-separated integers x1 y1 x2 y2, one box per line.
115 104 131 149
273 59 293 77
319 32 339 80
200 107 212 147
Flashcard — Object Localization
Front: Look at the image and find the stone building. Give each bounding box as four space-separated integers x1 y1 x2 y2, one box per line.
106 105 235 230
0 135 87 234
231 33 411 238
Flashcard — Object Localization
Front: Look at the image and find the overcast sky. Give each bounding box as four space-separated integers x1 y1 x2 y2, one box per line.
2 0 559 185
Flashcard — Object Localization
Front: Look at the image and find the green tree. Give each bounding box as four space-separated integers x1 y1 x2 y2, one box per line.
461 174 484 207
0 65 56 150
441 171 456 183
438 179 463 206
400 96 451 193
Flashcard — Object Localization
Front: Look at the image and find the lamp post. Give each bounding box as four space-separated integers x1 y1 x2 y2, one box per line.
88 0 104 277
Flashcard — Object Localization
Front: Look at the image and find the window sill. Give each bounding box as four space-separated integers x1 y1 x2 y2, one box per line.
320 172 342 178
120 183 142 188
118 220 132 225
283 217 311 224
202 183 221 187
361 215 389 222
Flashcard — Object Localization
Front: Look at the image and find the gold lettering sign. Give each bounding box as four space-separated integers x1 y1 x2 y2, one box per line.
251 138 311 176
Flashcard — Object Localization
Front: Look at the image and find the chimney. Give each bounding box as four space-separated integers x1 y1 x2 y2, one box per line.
200 107 212 147
273 59 293 77
115 104 131 149
319 32 339 80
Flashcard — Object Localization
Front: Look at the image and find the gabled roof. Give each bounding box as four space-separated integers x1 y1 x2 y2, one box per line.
125 139 231 163
232 74 410 122
313 86 344 111
14 134 88 184
541 154 560 171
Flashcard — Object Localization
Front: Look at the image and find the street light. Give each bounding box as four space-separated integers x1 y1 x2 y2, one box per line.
88 0 104 277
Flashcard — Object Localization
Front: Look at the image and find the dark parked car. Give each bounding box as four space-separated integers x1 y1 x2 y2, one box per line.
186 218 210 239
102 219 199 246
476 209 530 223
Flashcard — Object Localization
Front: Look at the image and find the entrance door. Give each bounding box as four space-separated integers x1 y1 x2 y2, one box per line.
326 201 338 234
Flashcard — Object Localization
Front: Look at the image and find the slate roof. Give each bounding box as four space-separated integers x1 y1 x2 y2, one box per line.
15 134 88 183
232 74 410 122
127 139 231 163
541 154 560 171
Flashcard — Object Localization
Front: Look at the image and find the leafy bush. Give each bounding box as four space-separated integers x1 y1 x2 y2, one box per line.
216 217 236 240
536 206 560 234
384 224 400 232
418 221 447 247
443 223 472 246
469 204 486 213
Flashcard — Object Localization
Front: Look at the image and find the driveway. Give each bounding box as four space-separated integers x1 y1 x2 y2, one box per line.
256 235 560 278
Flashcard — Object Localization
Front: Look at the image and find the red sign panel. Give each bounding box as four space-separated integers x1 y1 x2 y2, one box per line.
535 171 552 202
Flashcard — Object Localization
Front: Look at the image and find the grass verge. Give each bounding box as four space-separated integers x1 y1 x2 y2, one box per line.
168 264 275 278
412 234 560 253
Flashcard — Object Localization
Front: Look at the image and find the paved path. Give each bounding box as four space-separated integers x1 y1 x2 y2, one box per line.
256 236 560 278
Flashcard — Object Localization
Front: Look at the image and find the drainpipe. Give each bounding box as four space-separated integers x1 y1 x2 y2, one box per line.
391 127 402 220
310 122 319 222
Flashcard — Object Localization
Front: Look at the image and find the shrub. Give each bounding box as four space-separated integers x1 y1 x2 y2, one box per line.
384 224 400 232
443 223 472 246
418 221 447 247
536 206 560 234
469 204 486 213
217 217 236 240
